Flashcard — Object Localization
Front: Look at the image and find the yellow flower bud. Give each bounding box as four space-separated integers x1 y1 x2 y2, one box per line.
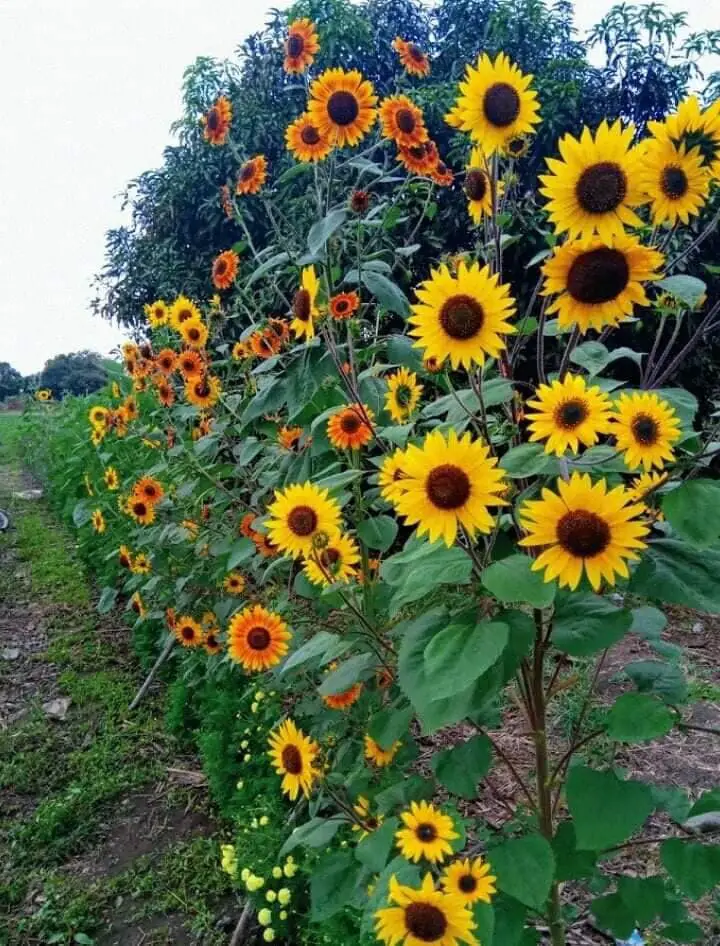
280 911 288 921
240 740 249 749
259 815 269 827
283 862 298 878
244 753 251 763
263 930 276 943
272 867 283 879
255 690 265 700
266 890 277 902
278 888 291 906
258 908 272 926
251 702 259 713
241 868 250 882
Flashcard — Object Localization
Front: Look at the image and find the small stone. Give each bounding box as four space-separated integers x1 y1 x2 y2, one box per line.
691 622 705 634
1 648 20 661
42 697 71 720
12 489 44 500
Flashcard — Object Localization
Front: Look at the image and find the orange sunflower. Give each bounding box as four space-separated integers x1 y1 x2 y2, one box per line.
278 426 305 451
132 476 164 506
308 68 378 148
286 112 332 163
329 291 360 321
392 37 430 77
236 155 268 196
185 374 221 409
379 95 428 149
327 404 375 450
174 615 203 648
283 18 319 74
212 249 239 289
155 349 177 375
177 349 205 380
250 328 282 359
202 96 232 146
323 682 363 710
397 139 440 176
227 604 291 672
156 379 175 407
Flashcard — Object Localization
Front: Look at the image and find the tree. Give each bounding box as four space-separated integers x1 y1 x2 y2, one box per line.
0 362 23 400
39 352 108 397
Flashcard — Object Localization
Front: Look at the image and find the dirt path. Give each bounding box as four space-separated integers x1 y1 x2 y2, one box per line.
0 448 236 946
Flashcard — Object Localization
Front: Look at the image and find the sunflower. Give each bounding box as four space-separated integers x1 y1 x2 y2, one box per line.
519 472 649 590
350 189 371 214
431 160 455 187
185 374 221 409
130 592 147 619
90 428 104 447
177 349 205 379
526 374 614 455
611 391 681 471
204 628 222 655
364 734 401 767
126 496 156 526
327 404 375 450
441 858 497 905
290 265 320 340
212 249 239 289
379 94 428 149
267 317 290 345
385 368 423 423
35 388 51 401
283 18 319 74
625 470 669 508
118 545 133 569
505 135 530 159
640 139 710 226
223 572 246 595
250 328 281 359
169 295 201 331
91 509 106 534
103 467 119 491
396 801 458 864
227 603 290 671
352 796 384 839
308 68 378 149
266 482 342 558
391 429 508 546
397 140 440 176
253 532 280 558
323 669 363 709
219 183 234 218
144 299 168 328
268 719 320 800
391 37 430 77
449 52 540 156
156 380 175 407
376 874 478 946
180 319 209 349
89 405 109 429
409 260 516 369
232 340 251 361
542 233 664 333
304 532 361 586
379 449 410 504
155 349 177 375
174 615 203 648
278 426 304 451
202 95 232 145
286 112 332 163
132 476 164 505
648 95 720 179
236 155 267 196
130 552 152 575
329 291 360 321
540 121 647 242
464 148 502 223
240 513 258 538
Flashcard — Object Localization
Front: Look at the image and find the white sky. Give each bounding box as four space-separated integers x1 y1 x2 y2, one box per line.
1 0 718 376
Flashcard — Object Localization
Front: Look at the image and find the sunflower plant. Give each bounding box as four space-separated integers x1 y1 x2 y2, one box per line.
23 11 720 946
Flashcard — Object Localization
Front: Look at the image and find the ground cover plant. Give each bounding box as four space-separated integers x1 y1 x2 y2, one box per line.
20 2 720 943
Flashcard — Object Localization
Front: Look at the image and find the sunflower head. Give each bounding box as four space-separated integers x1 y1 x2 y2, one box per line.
91 509 106 534
350 189 371 214
268 719 320 800
180 319 209 349
223 571 246 595
185 374 221 409
236 155 268 196
525 374 613 456
640 138 710 226
118 545 133 569
278 426 305 452
304 532 361 587
327 404 375 450
127 495 156 526
202 96 232 145
376 873 479 946
441 857 497 905
130 592 146 618
391 37 431 77
228 604 290 672
286 112 332 163
379 94 428 149
103 467 120 490
283 18 320 74
130 552 152 575
396 800 459 864
611 391 682 471
266 482 342 558
175 615 203 648
329 291 360 321
132 476 164 505
212 249 240 289
290 265 320 340
385 367 423 423
308 68 378 149
144 299 168 327
364 734 401 767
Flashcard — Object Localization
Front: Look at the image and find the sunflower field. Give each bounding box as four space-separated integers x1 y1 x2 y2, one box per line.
20 4 720 945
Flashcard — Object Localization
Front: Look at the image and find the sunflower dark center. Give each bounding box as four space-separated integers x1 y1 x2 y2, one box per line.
320 547 341 568
416 822 438 842
483 82 521 127
178 308 193 322
407 43 425 62
240 162 255 181
195 381 210 397
439 293 485 340
327 90 359 126
288 505 318 536
426 464 471 510
340 411 362 434
366 817 379 829
293 288 311 321
207 108 219 131
464 168 488 202
396 108 416 134
567 247 630 305
188 326 200 340
575 161 627 215
555 398 588 430
661 165 689 199
631 413 659 445
140 344 152 358
247 626 271 650
206 633 218 648
215 259 227 275
395 384 413 407
405 903 448 942
286 33 305 58
335 299 349 313
132 599 141 612
160 356 173 369
133 502 147 516
459 874 478 893
508 136 525 155
557 510 611 558
281 744 304 774
181 625 195 641
301 124 321 145
120 553 130 568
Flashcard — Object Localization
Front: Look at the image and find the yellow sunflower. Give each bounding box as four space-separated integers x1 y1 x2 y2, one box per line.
640 139 710 226
352 796 384 839
179 319 209 349
185 374 221 409
131 476 164 506
283 18 319 74
409 260 516 369
144 299 168 328
204 628 222 655
376 874 478 946
610 391 682 470
118 545 133 570
448 52 540 156
463 148 502 223
441 858 497 905
379 94 428 149
178 349 205 379
308 68 378 149
379 449 410 504
103 467 120 491
232 340 251 361
90 428 104 447
392 36 430 77
268 719 320 800
396 801 458 864
364 734 401 767
392 429 508 547
525 374 614 455
304 532 361 586
285 112 332 163
227 604 290 671
519 472 649 590
266 482 342 558
212 249 239 290
130 552 151 574
648 95 720 180
169 295 202 331
202 96 232 146
126 496 156 526
541 233 664 333
236 155 268 196
327 404 375 450
385 367 423 423
89 405 109 429
91 509 106 534
174 615 203 648
223 572 246 595
290 265 320 340
625 470 669 506
540 121 647 242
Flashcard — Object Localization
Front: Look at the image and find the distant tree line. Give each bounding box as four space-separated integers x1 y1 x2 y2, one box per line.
0 352 110 401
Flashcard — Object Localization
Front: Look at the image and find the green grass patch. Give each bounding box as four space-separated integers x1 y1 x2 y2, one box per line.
13 503 89 607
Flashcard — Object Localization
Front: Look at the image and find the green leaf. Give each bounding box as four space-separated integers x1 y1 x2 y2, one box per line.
280 817 341 855
361 271 410 316
551 822 597 881
552 594 632 657
307 208 347 256
618 875 667 927
661 838 720 899
382 540 473 615
313 469 363 491
357 515 398 552
482 554 555 608
310 851 361 921
607 692 674 742
318 653 375 696
386 334 423 371
72 501 91 527
226 538 255 570
661 920 704 943
281 631 339 674
431 735 492 798
499 443 559 478
491 896 528 946
630 539 720 613
247 250 290 286
655 387 698 427
567 766 654 850
368 704 414 751
657 274 707 308
473 903 495 946
490 835 555 910
241 379 286 424
688 789 720 818
355 817 398 872
591 893 636 938
97 587 117 614
663 479 720 547
630 605 667 640
570 340 643 377
424 619 509 699
625 659 688 703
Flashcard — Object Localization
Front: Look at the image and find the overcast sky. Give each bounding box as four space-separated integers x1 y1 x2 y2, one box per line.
1 0 718 376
